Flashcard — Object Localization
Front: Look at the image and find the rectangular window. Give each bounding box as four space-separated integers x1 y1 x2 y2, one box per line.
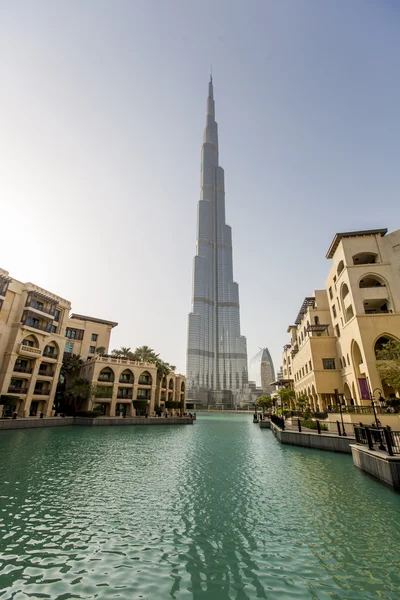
65 341 74 353
332 304 337 319
335 324 341 337
51 325 57 333
305 364 308 374
91 333 98 342
329 287 333 300
323 358 336 370
309 360 312 370
89 346 96 354
54 309 60 322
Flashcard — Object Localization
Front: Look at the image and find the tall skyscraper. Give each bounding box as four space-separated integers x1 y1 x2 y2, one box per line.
186 77 248 407
248 348 276 395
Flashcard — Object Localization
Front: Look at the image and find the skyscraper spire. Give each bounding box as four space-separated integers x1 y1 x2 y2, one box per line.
186 78 248 408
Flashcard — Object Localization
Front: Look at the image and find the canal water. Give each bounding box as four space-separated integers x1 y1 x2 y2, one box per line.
0 414 399 599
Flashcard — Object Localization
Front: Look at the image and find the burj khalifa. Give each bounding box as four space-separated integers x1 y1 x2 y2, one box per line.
186 77 248 407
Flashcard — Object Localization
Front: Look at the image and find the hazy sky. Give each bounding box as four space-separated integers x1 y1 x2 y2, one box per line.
1 1 400 374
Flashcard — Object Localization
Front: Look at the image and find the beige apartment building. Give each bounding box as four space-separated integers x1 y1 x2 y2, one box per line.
278 229 400 410
80 356 186 416
0 267 186 418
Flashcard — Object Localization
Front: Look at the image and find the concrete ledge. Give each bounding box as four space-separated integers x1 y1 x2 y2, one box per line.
351 444 400 489
73 417 194 426
270 421 353 453
0 417 75 430
0 416 193 430
259 421 270 429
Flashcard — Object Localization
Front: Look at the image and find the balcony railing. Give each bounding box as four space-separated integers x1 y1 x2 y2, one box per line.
14 366 33 374
43 351 59 360
117 393 133 399
26 301 56 316
22 318 52 333
33 389 50 396
98 376 114 382
119 377 133 384
38 369 54 377
8 385 28 394
138 377 151 385
137 392 151 400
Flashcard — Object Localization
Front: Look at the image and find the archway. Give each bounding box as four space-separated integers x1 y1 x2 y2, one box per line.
343 382 351 405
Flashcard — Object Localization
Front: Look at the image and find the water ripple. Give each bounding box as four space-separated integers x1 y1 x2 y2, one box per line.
0 417 399 599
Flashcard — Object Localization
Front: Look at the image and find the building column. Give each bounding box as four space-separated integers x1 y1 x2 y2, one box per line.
45 365 61 417
149 385 156 415
109 383 118 417
23 358 41 417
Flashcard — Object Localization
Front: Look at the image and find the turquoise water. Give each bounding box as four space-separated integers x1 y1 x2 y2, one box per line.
0 414 399 599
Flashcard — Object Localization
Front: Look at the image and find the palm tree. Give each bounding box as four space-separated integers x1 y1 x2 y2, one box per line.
96 346 106 356
66 378 92 411
61 354 83 378
132 346 158 362
112 347 134 358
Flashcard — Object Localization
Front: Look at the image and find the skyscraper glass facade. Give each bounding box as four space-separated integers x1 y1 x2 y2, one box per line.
186 78 248 405
248 348 276 395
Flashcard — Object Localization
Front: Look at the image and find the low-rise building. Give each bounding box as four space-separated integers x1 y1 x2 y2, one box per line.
0 268 117 417
277 229 400 410
80 355 186 416
0 267 185 418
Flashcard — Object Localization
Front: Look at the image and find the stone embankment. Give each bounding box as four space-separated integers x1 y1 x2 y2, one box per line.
267 420 354 454
0 416 193 431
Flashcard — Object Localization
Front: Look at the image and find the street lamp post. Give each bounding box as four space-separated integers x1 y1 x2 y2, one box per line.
334 388 346 436
371 388 386 451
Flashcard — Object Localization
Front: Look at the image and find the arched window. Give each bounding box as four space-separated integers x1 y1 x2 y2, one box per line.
353 252 377 265
43 342 59 359
341 283 349 299
119 369 134 384
21 335 39 348
359 275 385 289
138 370 152 385
314 316 319 325
374 335 398 359
337 260 344 276
98 367 114 382
168 378 174 390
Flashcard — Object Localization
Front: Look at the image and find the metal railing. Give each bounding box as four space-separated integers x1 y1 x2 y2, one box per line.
328 405 385 415
270 414 285 429
14 366 33 373
354 425 400 456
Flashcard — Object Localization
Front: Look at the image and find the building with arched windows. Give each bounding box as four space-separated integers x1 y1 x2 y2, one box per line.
0 267 186 417
277 228 400 410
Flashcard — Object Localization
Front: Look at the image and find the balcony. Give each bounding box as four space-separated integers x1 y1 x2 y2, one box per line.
98 376 114 383
138 377 151 386
136 392 151 400
38 369 55 378
360 286 388 302
117 392 133 400
26 301 56 318
33 388 50 396
19 343 42 358
13 365 33 374
8 385 28 394
42 351 59 361
363 298 392 315
22 318 52 333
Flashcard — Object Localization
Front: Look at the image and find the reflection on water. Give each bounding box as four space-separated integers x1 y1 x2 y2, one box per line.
0 415 399 599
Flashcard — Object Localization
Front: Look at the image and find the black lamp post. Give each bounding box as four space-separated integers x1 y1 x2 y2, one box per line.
335 388 347 436
371 388 386 451
372 388 385 428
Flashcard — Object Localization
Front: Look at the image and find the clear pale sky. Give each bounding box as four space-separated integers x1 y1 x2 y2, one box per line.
1 1 400 374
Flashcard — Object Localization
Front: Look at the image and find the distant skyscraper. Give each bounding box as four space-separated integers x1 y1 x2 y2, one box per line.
186 77 248 406
248 348 275 395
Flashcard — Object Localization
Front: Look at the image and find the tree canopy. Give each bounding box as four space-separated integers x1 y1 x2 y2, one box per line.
111 345 176 381
376 339 400 390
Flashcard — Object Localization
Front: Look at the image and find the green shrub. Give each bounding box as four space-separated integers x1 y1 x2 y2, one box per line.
75 410 102 418
303 420 328 431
